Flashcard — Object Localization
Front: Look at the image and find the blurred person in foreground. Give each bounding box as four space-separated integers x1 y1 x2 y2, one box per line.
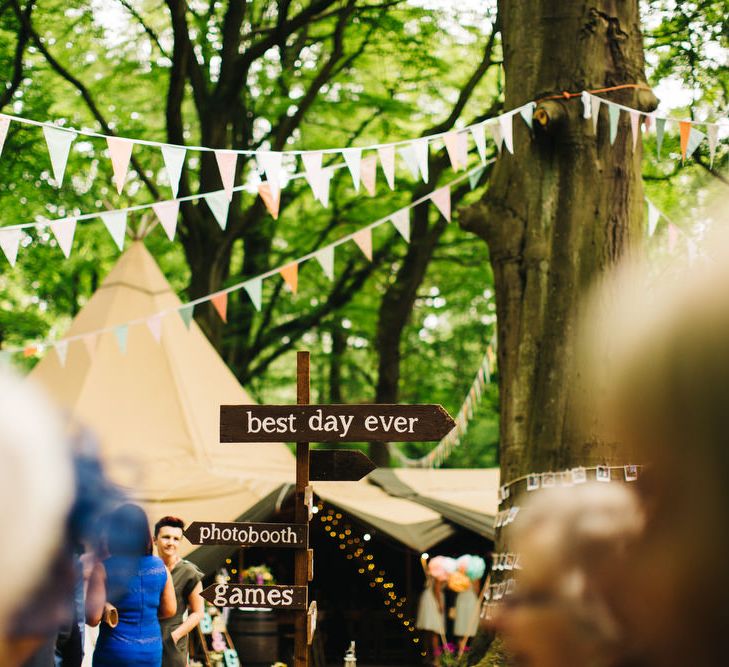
492 484 645 667
153 516 203 667
580 232 729 667
0 365 74 666
87 504 176 666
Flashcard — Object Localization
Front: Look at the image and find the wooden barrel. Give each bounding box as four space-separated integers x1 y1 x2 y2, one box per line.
227 609 279 666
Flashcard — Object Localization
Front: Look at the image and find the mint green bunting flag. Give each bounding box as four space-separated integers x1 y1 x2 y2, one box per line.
655 117 666 158
113 325 129 354
179 304 195 329
469 166 486 191
609 104 620 145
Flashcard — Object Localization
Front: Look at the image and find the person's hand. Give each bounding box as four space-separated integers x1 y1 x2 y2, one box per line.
171 628 183 644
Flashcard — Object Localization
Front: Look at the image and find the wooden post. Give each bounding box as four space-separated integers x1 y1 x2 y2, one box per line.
294 351 311 667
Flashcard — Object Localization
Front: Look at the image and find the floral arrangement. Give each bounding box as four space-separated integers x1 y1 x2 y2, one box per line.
435 643 469 667
241 564 275 585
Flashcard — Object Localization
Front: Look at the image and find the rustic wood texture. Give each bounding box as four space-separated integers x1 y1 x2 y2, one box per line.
309 449 377 481
200 583 308 610
184 521 308 548
220 404 455 442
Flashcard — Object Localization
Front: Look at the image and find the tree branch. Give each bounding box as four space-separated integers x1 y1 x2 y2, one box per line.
116 0 169 59
0 0 34 109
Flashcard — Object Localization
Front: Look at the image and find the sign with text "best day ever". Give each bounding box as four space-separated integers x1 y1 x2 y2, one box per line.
220 404 455 442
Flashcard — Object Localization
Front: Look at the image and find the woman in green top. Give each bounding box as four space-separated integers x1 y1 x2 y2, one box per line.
154 517 204 667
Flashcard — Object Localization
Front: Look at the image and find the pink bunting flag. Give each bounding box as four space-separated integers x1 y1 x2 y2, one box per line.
443 132 463 171
146 314 163 342
82 333 98 360
644 113 653 133
280 263 299 294
471 124 487 164
255 150 282 196
456 132 469 168
0 228 22 266
377 145 396 190
0 115 9 156
54 340 68 367
106 137 134 195
152 200 180 241
214 150 238 201
50 217 77 258
211 292 228 323
360 155 377 196
431 186 451 222
352 228 372 261
390 209 410 242
258 182 281 219
630 110 641 150
302 151 323 201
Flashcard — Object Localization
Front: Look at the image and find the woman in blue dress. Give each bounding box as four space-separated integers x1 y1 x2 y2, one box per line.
87 504 176 666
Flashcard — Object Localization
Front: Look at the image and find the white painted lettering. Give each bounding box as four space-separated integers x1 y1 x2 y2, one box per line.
365 416 378 431
379 416 395 431
214 584 228 606
262 417 276 433
267 589 281 605
309 409 323 431
408 417 418 433
339 415 354 437
394 416 408 432
281 588 294 605
199 526 210 541
244 588 266 606
247 412 261 433
229 587 244 606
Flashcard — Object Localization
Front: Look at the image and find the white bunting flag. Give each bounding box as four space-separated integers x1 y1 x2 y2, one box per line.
489 121 503 153
443 132 463 171
414 139 429 183
499 112 514 154
686 127 706 160
377 145 396 189
390 209 410 242
214 150 238 201
630 110 641 149
591 96 601 134
707 125 719 167
50 217 77 258
54 340 69 367
106 136 133 194
456 132 469 168
243 278 262 311
315 245 335 280
0 228 22 266
361 155 377 196
647 200 660 237
256 150 282 196
398 144 421 180
146 314 163 342
204 190 230 230
319 168 333 208
581 91 592 119
352 228 372 261
161 145 186 197
471 123 487 164
152 200 180 241
431 186 451 222
520 103 535 130
100 210 128 251
342 147 362 191
302 151 323 201
609 104 620 145
44 127 76 187
0 116 10 157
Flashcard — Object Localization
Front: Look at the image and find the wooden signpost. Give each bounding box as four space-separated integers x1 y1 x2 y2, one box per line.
204 351 455 667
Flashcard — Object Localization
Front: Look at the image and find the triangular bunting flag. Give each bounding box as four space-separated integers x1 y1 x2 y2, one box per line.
443 132 463 171
43 126 76 187
630 110 641 150
377 145 396 190
146 314 163 342
655 117 666 157
431 186 451 222
302 151 323 201
82 333 98 359
106 136 133 194
0 228 22 266
54 340 68 367
581 91 592 119
255 150 282 196
319 168 333 208
211 292 228 323
243 278 262 311
23 345 37 359
647 200 660 237
204 190 230 230
398 144 421 180
471 124 487 164
342 147 362 191
49 217 77 258
591 96 601 134
161 145 186 198
708 125 719 167
178 304 195 329
352 228 372 261
315 245 335 280
280 262 299 294
113 325 129 354
361 155 377 196
258 182 281 219
414 139 429 183
469 166 486 191
520 103 534 130
489 121 503 153
152 200 180 241
99 210 127 251
0 115 10 157
679 121 691 160
644 113 653 133
390 209 410 242
499 112 514 154
685 126 705 160
457 133 469 168
214 150 238 201
608 104 620 145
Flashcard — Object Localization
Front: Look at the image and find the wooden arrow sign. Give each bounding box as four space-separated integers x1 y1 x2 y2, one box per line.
220 404 455 443
310 449 376 481
184 521 308 548
201 583 308 610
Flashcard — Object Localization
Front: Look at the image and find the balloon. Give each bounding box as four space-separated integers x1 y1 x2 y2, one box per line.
428 556 449 581
466 555 486 580
442 556 457 574
448 570 471 593
456 554 470 573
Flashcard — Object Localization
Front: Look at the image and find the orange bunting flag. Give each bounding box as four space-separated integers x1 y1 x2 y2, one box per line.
280 262 299 294
679 121 691 161
352 228 373 261
23 345 37 358
211 292 228 323
361 155 378 196
258 182 281 219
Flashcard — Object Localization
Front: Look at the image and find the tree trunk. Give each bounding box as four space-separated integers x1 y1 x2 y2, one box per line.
462 0 657 483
